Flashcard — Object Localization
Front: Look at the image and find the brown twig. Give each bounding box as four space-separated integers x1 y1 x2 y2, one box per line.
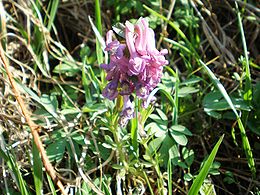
0 42 67 195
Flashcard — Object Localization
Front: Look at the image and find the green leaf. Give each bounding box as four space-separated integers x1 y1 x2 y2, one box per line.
203 93 250 112
170 130 188 146
159 134 176 167
181 77 202 85
146 136 165 156
248 121 260 136
200 59 256 175
71 132 85 145
82 103 107 113
112 23 125 38
204 109 222 119
158 87 175 107
145 122 167 137
149 113 167 126
102 178 112 195
223 171 235 184
199 180 216 195
171 125 192 136
103 135 116 149
184 173 193 182
168 154 172 195
40 94 58 113
46 139 66 162
82 64 93 104
168 144 180 160
53 63 80 76
182 147 194 167
111 164 124 170
156 108 168 121
178 86 199 97
19 84 59 119
188 135 224 195
61 107 80 115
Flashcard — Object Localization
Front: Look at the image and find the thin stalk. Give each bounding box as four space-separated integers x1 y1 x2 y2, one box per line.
173 70 179 125
132 97 139 156
167 158 172 195
236 2 252 126
112 114 127 166
143 170 154 195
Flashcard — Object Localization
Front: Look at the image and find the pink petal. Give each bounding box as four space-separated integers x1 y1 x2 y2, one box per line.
135 18 149 55
106 30 114 45
125 21 137 56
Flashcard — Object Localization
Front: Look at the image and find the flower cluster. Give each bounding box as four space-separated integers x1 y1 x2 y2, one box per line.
101 18 168 126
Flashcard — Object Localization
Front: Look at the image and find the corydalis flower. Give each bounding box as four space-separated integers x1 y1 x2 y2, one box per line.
102 80 118 100
125 18 168 94
101 18 168 126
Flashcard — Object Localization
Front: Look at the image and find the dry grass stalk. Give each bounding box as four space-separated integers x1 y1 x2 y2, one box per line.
0 40 68 195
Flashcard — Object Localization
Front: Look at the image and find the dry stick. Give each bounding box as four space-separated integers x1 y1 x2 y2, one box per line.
0 43 67 195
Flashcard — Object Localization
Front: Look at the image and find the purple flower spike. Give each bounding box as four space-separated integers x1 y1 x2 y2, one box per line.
101 17 168 126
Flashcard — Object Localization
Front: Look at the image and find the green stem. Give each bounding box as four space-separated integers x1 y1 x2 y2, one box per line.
132 97 139 156
112 114 126 166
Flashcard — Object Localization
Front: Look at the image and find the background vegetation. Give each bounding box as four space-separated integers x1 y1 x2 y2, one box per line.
0 0 259 194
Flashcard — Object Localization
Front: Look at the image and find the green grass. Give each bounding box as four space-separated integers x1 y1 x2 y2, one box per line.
188 135 224 195
144 3 256 177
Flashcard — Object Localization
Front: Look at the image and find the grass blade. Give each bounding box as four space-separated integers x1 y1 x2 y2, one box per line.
163 38 191 54
32 141 43 195
167 157 172 195
46 0 59 31
0 147 30 195
188 135 224 195
95 0 103 65
236 2 252 97
158 87 175 107
47 174 57 195
235 2 252 131
237 119 256 176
